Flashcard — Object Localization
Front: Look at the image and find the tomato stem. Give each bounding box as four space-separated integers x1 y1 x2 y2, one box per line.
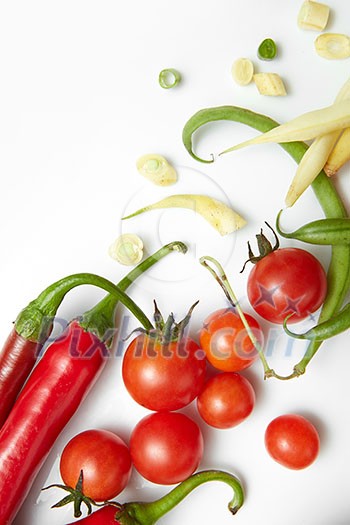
43 470 122 518
199 256 274 379
240 222 280 273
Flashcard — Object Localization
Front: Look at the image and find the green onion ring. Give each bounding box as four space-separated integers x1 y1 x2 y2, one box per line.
258 38 277 60
158 68 181 89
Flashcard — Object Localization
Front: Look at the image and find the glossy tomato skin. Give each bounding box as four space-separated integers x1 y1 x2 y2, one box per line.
247 248 327 324
122 334 206 411
197 372 255 429
60 429 132 501
265 414 320 470
130 412 204 484
199 308 263 372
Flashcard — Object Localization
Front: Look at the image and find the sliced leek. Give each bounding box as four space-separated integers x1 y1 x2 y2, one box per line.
298 1 330 31
285 133 339 206
231 58 254 86
109 234 144 266
220 99 350 155
122 194 246 236
315 33 350 59
136 154 177 186
253 73 287 96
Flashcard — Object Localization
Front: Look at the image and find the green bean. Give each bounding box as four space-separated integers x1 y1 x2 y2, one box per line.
298 245 350 376
276 212 350 245
284 303 350 341
182 105 281 163
182 105 350 378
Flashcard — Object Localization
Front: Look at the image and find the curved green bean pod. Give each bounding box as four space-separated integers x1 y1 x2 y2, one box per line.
182 105 350 378
276 212 350 245
284 303 350 341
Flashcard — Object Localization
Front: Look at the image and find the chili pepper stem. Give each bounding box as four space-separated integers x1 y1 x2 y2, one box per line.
79 275 154 332
199 256 274 379
116 470 244 525
15 273 131 344
80 241 187 343
18 273 155 335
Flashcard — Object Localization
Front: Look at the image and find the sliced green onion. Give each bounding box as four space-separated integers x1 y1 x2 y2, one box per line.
108 234 144 266
257 38 277 60
136 154 177 186
231 58 254 86
297 1 330 31
159 68 181 89
315 33 350 60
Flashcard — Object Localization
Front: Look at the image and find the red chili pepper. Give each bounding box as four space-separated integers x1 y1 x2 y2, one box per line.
0 272 127 429
65 505 118 525
62 471 244 525
0 242 186 524
0 329 42 427
0 321 106 524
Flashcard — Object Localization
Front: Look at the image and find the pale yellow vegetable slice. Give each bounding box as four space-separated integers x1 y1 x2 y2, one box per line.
220 99 350 155
253 73 287 96
109 234 144 266
285 77 350 206
298 1 330 31
285 133 339 206
315 33 350 59
122 194 246 236
231 58 254 86
136 154 177 186
325 127 350 176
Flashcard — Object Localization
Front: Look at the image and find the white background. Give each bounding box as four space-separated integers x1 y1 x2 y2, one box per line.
0 1 349 524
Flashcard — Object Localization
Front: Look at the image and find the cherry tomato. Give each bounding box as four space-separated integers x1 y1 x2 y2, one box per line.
122 334 206 411
60 429 132 501
197 372 255 429
130 412 204 484
199 308 263 372
265 414 320 470
247 248 327 324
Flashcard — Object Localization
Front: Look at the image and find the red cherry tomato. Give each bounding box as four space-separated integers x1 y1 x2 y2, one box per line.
197 372 255 429
122 334 206 411
130 412 204 484
247 248 327 324
265 414 320 469
60 429 132 501
199 308 263 372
